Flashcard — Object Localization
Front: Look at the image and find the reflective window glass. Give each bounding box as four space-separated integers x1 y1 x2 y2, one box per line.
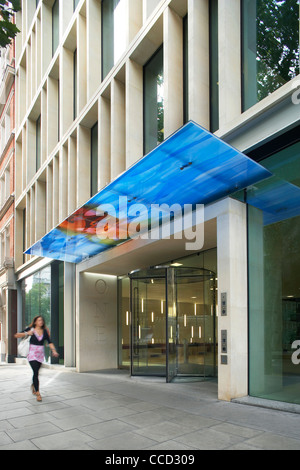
242 0 300 111
21 263 64 364
210 0 219 132
143 46 164 155
36 115 41 172
248 141 300 404
91 122 98 197
102 0 126 80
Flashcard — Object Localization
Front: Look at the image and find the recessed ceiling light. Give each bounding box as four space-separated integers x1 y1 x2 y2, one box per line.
171 263 183 267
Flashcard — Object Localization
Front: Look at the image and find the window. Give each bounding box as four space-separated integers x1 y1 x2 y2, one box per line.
57 79 60 141
143 46 164 155
183 15 188 124
101 0 126 80
23 209 26 264
73 0 80 11
0 232 4 266
51 261 65 364
22 262 65 364
23 266 51 337
91 123 98 197
36 115 41 172
242 0 300 111
0 167 9 208
52 0 59 57
73 49 77 120
210 0 219 132
248 139 300 405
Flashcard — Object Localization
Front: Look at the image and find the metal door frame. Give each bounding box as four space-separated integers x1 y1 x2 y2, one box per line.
129 266 217 382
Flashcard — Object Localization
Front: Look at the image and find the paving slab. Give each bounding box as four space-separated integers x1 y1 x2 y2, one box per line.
1 363 300 451
88 432 158 450
6 422 62 443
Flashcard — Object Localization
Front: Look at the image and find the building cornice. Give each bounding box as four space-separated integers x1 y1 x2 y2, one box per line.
0 64 15 116
0 130 15 168
0 194 14 221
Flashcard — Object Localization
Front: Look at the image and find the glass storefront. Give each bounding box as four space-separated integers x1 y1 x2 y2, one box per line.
242 0 300 111
248 141 300 404
21 261 64 364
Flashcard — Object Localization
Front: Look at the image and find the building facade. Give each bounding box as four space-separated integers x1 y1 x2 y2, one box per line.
0 38 17 363
14 0 300 405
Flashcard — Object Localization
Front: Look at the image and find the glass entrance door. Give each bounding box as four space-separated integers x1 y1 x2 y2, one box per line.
130 266 217 382
167 268 177 383
131 268 167 377
175 268 217 380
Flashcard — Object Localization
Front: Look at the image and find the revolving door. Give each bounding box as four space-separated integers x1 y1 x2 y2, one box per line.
129 266 218 383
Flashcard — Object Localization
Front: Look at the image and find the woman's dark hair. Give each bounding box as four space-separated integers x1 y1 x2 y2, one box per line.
29 316 46 329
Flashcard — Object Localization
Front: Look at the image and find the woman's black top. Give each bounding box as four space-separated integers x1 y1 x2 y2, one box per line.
24 328 52 345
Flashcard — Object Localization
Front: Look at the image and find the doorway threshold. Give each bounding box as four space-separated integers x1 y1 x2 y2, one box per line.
130 375 218 384
130 375 166 383
172 376 217 384
232 395 300 415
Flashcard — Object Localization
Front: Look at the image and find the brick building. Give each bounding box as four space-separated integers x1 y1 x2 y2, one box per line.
0 38 16 362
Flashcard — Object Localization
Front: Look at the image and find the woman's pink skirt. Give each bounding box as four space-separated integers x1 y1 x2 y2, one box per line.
27 345 45 363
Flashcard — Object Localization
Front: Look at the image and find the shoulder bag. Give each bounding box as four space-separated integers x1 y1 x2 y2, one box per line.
18 333 31 358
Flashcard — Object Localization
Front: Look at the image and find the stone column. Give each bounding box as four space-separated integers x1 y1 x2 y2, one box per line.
111 78 125 180
77 13 87 115
64 262 76 367
188 0 210 129
99 96 111 188
126 59 143 168
60 47 74 137
86 0 102 101
163 6 183 139
77 125 91 207
68 135 77 214
217 198 248 401
218 0 241 128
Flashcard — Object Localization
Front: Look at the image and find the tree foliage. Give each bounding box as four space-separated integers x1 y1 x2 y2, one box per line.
257 0 300 100
25 282 51 328
0 1 21 48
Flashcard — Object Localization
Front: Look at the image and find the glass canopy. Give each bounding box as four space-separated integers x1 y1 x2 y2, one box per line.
25 121 272 263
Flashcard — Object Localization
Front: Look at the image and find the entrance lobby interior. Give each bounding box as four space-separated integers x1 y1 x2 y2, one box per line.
118 251 218 383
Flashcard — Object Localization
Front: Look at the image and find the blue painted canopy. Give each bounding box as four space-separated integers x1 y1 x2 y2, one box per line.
25 121 272 263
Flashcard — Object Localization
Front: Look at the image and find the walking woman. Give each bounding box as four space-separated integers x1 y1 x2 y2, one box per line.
15 316 59 402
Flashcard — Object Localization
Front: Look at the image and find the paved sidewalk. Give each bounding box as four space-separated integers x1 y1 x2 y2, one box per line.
1 363 300 450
